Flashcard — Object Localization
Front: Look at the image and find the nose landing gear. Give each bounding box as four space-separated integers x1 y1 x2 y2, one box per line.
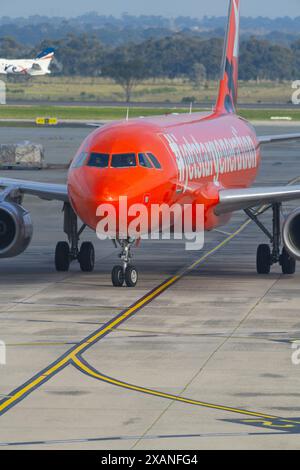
111 239 138 287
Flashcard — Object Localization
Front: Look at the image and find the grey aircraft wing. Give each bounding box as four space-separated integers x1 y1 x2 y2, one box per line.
215 185 300 215
258 133 300 145
0 177 69 202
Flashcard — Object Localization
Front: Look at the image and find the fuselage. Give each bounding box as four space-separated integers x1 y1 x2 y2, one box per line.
67 111 260 236
0 59 50 76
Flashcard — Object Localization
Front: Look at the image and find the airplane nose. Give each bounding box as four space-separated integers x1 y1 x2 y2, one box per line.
69 168 127 202
95 185 145 240
96 180 137 205
68 168 143 231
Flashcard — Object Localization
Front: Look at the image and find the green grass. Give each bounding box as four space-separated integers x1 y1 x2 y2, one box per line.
239 109 300 121
0 105 191 120
0 105 299 122
2 76 296 104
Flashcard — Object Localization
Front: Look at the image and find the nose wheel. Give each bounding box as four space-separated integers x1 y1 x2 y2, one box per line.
112 239 138 287
111 265 125 287
112 265 138 287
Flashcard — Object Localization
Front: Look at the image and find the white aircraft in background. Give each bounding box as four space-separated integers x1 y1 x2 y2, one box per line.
0 48 55 76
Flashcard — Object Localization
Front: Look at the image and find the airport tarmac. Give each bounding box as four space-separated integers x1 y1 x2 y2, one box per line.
1 124 300 450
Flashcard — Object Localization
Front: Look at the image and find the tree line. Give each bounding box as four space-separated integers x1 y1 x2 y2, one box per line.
1 33 300 101
1 14 300 47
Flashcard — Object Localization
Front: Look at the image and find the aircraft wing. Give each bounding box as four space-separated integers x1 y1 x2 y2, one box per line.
258 133 300 145
0 177 69 202
215 185 300 215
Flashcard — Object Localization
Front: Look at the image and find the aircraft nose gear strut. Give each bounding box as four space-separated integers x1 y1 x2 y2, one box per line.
245 203 296 275
112 238 138 287
55 203 95 273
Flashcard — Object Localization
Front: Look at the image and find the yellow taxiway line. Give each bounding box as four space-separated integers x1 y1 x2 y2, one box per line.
73 356 279 421
72 356 300 431
1 182 299 424
0 219 251 417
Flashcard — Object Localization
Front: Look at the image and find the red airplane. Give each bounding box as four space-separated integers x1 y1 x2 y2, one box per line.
1 0 300 287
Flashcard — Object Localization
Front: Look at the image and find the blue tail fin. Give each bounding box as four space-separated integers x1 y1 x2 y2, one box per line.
36 48 55 60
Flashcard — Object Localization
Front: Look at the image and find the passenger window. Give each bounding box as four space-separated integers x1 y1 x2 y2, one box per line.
147 153 162 169
138 153 153 168
111 153 136 168
87 153 109 168
71 151 88 169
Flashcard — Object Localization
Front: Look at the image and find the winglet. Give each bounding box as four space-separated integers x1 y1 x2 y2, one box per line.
215 0 240 114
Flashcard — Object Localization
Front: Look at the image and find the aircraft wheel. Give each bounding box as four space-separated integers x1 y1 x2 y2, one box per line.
79 242 95 272
112 265 125 287
125 265 138 288
256 244 271 274
55 241 70 272
280 247 296 275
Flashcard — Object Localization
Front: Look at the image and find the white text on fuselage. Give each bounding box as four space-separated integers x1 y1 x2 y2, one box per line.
164 128 258 192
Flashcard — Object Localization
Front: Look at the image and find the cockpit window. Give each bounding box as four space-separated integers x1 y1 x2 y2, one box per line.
138 153 153 168
71 151 88 169
87 153 109 168
147 153 162 169
111 153 136 168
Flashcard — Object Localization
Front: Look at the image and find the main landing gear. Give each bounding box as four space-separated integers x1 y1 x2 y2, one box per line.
111 239 138 288
55 203 95 273
245 203 296 275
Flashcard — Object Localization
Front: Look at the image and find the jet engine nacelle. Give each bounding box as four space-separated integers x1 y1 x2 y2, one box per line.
282 208 300 261
0 202 33 258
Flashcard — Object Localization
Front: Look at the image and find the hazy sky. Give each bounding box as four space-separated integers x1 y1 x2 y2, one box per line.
1 0 299 18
